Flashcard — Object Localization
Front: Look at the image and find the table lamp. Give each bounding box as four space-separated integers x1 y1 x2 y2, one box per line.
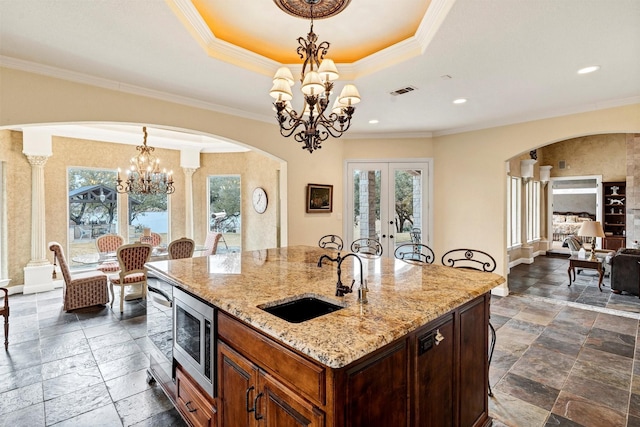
577 221 606 261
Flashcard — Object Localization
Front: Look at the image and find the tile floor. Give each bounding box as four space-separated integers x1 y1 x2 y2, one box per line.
489 255 640 426
2 257 640 426
0 281 185 427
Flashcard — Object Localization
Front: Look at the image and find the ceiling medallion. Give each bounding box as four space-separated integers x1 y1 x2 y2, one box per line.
273 0 351 19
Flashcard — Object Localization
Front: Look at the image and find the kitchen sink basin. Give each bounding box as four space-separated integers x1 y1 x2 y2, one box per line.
260 297 344 323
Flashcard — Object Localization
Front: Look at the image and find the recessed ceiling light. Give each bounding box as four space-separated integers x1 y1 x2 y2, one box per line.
453 98 467 104
369 119 379 124
577 65 600 74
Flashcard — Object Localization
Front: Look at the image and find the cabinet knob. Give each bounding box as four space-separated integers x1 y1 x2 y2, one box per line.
435 329 444 345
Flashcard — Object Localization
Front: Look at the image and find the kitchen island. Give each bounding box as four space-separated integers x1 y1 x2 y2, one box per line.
147 245 505 427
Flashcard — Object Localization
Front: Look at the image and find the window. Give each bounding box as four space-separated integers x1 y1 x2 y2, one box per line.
507 176 521 248
526 180 541 243
68 168 118 263
209 175 241 253
127 193 169 245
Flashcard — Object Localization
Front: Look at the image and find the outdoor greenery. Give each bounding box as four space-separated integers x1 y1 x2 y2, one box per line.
353 169 418 233
209 175 241 232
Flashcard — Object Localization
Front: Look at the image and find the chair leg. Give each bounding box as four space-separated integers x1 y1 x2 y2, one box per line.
3 314 8 351
120 286 124 314
109 283 114 308
488 321 497 397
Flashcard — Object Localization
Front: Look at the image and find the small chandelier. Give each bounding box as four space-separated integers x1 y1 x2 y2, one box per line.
115 127 175 195
269 0 360 153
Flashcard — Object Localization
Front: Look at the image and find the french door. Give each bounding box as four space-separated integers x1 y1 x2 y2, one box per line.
345 161 432 257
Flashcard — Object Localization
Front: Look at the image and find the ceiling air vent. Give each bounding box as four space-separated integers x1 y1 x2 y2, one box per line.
390 86 417 96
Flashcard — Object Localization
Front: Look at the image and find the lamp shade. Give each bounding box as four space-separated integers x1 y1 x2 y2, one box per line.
301 71 324 95
578 221 605 238
273 66 294 86
338 84 361 105
269 79 293 101
318 59 339 81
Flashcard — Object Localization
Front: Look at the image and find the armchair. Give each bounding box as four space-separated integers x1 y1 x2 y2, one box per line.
610 248 640 295
49 242 109 311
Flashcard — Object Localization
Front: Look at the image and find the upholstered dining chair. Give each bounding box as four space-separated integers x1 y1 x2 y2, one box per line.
441 248 497 396
95 234 124 273
350 238 383 257
140 232 162 247
0 286 8 350
48 242 109 312
394 243 435 264
109 242 152 314
203 231 223 256
168 237 195 259
318 234 344 251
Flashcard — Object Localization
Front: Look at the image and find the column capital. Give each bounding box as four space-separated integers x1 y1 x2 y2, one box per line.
26 155 50 167
182 167 198 177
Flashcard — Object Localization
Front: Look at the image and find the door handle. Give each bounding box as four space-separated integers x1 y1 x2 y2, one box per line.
382 234 386 238
245 386 255 413
389 235 394 239
254 392 264 420
185 401 197 413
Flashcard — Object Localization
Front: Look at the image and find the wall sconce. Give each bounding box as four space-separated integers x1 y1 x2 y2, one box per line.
539 165 552 185
520 159 537 183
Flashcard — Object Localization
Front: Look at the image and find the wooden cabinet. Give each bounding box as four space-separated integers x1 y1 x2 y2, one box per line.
176 366 217 427
218 341 324 427
217 293 491 427
603 181 626 250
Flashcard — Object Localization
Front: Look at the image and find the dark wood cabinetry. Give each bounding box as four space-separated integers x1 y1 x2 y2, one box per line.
217 294 491 427
603 181 626 250
176 366 217 427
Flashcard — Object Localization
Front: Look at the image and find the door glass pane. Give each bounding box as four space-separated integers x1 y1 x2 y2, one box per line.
209 175 241 253
393 168 422 248
68 168 118 267
352 169 381 242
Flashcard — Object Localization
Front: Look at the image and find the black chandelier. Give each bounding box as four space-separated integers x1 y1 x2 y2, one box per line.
115 127 175 195
269 0 360 153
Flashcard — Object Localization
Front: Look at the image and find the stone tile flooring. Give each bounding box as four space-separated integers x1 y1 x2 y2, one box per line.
0 282 186 426
3 257 640 426
489 256 640 426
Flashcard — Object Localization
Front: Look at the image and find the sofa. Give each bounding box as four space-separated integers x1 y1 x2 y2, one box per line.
610 248 640 295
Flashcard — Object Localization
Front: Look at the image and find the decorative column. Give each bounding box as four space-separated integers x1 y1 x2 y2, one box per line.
23 154 54 293
183 167 198 239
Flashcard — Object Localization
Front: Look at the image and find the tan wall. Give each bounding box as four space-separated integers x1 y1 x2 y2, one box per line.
539 134 626 182
1 67 640 290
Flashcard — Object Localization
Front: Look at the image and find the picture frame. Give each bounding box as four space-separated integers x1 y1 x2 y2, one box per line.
306 184 333 213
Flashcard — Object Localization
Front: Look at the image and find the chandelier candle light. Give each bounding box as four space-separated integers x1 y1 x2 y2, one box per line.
270 0 360 153
115 127 175 195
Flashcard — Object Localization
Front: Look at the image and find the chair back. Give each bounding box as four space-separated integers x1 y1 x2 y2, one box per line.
96 234 124 253
563 236 583 254
48 242 73 284
441 249 497 272
394 243 435 264
319 234 344 251
409 228 421 244
350 238 383 257
116 242 152 274
168 237 195 259
140 232 162 247
203 231 222 255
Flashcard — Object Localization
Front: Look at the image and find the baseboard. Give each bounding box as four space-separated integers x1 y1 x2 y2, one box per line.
508 257 534 268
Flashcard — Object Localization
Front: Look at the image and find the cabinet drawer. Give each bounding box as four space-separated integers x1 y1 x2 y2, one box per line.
218 312 326 406
176 367 217 427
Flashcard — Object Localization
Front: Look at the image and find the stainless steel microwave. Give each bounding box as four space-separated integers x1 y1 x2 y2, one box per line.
173 287 216 398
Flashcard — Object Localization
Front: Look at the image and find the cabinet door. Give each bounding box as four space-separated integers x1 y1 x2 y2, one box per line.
218 342 259 427
459 298 489 427
258 372 325 427
415 315 455 427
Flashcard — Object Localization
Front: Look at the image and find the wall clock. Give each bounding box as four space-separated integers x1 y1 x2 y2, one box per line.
252 187 268 214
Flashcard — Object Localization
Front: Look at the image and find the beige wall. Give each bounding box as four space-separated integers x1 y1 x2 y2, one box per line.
1 67 640 290
539 134 626 182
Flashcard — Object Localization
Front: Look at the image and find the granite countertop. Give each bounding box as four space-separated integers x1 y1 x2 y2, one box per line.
146 245 505 369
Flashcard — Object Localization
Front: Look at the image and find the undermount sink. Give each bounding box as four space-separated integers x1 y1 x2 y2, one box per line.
260 297 344 323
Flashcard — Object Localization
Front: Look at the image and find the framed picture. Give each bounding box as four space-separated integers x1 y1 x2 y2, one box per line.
306 184 333 213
